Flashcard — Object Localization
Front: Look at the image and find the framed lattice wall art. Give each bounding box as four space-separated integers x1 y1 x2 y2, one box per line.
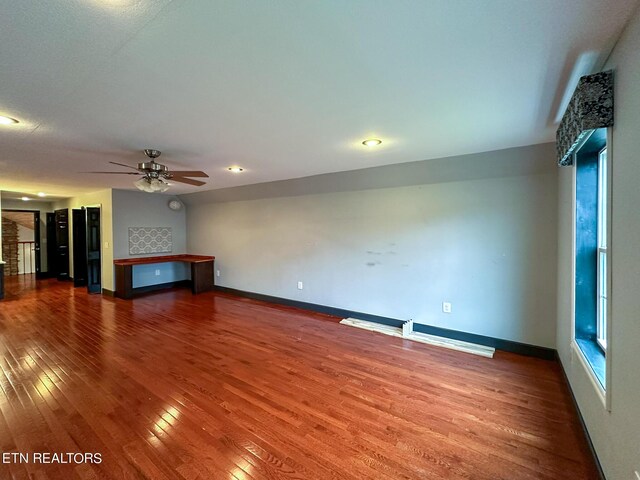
128 227 172 255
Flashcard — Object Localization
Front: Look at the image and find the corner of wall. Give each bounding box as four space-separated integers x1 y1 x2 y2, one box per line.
0 191 3 262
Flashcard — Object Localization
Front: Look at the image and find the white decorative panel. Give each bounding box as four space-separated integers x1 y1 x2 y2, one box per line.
128 227 172 255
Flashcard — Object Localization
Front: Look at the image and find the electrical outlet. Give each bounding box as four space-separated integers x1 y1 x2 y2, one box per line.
297 281 303 290
155 269 160 276
442 302 452 313
216 270 220 277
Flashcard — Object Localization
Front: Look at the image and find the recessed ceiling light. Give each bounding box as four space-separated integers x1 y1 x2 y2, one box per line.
362 138 382 147
37 192 46 197
227 166 244 173
0 115 19 125
21 197 30 201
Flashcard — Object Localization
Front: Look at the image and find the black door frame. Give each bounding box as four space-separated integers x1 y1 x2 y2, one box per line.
46 212 56 278
72 209 88 287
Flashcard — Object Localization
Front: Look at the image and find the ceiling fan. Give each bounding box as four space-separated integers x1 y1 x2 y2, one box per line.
90 149 208 192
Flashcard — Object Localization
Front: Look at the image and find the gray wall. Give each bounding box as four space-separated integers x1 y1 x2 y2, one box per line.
184 143 558 347
112 189 188 287
1 198 54 273
556 6 640 479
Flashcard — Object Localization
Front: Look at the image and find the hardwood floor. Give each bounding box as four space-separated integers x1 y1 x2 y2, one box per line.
0 276 598 479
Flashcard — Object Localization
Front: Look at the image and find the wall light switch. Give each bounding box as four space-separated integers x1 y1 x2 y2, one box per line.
155 269 160 276
216 270 220 277
103 241 109 249
297 281 303 290
442 302 452 313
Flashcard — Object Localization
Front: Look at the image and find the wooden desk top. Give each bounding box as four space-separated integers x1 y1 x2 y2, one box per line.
113 254 215 266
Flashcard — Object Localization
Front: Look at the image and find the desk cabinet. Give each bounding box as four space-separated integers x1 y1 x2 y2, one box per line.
114 255 215 299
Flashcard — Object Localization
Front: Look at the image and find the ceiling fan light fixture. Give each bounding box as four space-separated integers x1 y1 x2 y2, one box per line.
134 178 150 192
151 178 170 192
134 177 154 193
134 177 170 193
94 149 206 190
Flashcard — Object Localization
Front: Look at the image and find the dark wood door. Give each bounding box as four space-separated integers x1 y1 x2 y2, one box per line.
46 213 56 277
72 209 87 287
86 207 101 294
54 209 70 280
33 211 42 277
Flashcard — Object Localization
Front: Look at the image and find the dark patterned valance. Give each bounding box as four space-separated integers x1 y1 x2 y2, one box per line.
556 70 614 166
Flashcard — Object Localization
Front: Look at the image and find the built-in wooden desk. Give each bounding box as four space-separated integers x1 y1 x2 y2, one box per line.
114 254 215 299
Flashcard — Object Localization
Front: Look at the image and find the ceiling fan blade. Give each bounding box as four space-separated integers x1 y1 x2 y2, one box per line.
85 171 141 175
109 161 139 170
169 170 209 178
170 177 207 186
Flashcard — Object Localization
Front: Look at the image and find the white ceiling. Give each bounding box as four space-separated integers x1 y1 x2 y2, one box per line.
1 0 637 196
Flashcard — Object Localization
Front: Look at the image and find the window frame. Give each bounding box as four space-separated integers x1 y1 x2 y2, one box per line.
596 146 608 352
570 128 612 411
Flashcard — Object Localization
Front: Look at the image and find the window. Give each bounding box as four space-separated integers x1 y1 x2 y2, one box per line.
596 147 608 351
574 129 608 389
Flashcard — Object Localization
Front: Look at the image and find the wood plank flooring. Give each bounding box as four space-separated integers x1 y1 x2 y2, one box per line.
0 276 598 479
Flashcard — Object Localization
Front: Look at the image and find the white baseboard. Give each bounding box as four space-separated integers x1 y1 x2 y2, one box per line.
340 318 494 358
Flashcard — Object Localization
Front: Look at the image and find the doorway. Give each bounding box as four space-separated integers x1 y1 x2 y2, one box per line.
72 209 88 287
2 206 102 295
1 210 41 277
70 207 101 293
68 206 102 294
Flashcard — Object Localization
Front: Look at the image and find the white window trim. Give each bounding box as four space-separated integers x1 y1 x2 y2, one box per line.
571 340 607 406
596 146 608 353
596 246 607 351
604 128 613 409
